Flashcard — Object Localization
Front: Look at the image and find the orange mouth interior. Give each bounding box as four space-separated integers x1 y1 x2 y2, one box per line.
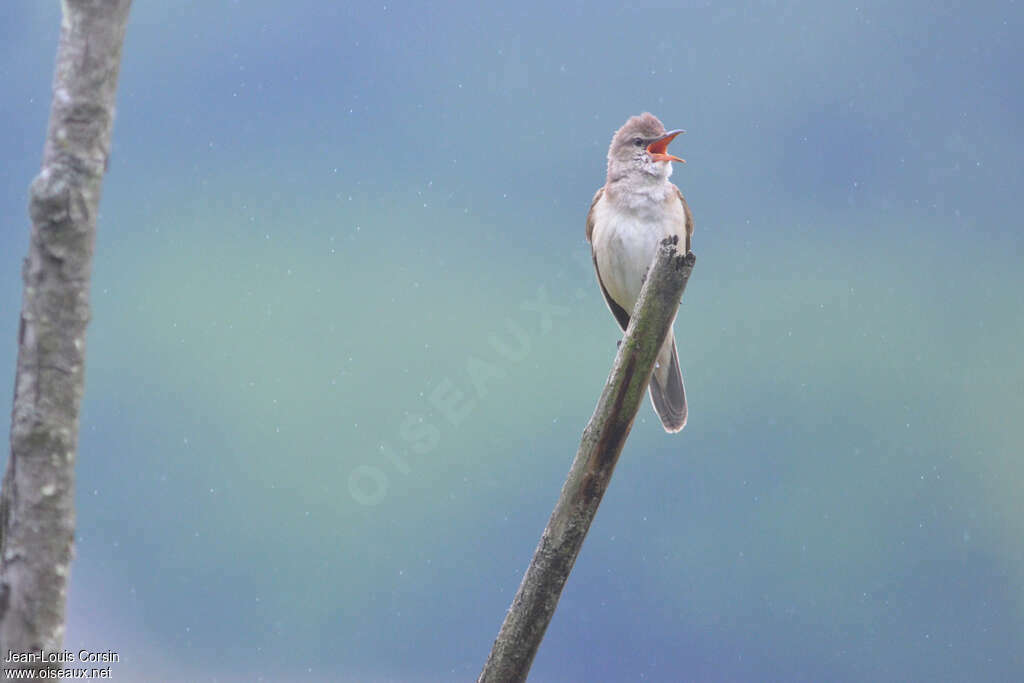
647 132 685 163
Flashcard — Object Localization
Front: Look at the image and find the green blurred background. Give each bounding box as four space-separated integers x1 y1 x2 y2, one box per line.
2 1 1022 680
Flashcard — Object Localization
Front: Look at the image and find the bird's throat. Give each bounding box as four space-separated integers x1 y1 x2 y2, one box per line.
606 174 674 214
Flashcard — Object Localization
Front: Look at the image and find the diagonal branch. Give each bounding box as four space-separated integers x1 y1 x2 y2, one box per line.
1 0 133 670
479 240 696 682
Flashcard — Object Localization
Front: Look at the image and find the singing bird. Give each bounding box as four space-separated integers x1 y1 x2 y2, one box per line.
586 113 693 432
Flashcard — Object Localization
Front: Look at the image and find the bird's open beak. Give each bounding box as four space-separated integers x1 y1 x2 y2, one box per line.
647 129 685 164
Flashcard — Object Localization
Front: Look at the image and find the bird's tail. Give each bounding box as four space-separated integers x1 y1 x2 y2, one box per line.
649 332 687 433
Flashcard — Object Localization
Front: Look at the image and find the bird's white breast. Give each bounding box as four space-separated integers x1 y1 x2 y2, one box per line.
591 188 685 313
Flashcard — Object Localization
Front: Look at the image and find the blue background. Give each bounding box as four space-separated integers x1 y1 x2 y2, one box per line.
2 1 1022 680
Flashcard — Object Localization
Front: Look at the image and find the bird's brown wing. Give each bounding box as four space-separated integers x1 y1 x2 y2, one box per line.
585 187 603 243
673 184 694 254
586 187 631 331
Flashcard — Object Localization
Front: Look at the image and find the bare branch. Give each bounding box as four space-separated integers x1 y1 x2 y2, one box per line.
1 0 133 670
479 241 696 682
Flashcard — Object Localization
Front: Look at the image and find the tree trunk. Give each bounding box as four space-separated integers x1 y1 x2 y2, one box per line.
1 0 133 671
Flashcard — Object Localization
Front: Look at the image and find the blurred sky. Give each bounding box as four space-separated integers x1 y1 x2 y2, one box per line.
2 1 1023 681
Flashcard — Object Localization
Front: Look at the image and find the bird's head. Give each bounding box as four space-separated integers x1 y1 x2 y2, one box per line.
607 112 684 181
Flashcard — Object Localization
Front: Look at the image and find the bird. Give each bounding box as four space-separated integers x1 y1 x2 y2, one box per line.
586 112 693 432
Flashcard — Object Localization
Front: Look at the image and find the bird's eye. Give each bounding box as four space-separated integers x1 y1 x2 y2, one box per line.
633 137 644 147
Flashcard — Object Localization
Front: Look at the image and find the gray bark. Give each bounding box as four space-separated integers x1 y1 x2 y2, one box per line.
479 241 696 682
1 0 132 670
